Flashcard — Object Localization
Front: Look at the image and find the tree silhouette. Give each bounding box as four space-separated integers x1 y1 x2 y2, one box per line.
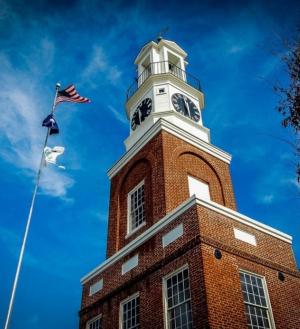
274 31 300 182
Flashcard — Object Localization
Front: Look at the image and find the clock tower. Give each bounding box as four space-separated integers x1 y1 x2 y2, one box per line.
79 39 300 329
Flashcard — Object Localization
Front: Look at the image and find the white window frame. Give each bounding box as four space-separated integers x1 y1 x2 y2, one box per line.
119 292 140 329
86 314 102 329
162 264 193 329
126 180 146 237
239 270 276 329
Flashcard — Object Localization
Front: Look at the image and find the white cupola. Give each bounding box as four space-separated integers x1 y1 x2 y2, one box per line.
125 38 210 150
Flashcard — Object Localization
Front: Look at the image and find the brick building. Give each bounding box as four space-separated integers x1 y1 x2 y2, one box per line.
79 39 300 329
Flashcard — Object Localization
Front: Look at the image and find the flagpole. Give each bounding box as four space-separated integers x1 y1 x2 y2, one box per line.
3 83 61 329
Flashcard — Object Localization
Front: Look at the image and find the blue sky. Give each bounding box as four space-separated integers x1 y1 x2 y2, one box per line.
0 0 299 328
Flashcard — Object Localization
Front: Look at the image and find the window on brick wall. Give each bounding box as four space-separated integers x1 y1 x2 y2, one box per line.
188 176 210 201
86 315 102 329
120 293 140 329
163 266 193 329
127 181 145 234
239 271 275 329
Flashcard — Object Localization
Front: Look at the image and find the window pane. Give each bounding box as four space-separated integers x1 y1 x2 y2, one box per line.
165 268 193 329
129 183 145 232
88 316 102 329
240 272 272 329
122 295 140 329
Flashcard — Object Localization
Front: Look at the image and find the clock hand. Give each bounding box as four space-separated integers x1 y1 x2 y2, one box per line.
183 98 190 117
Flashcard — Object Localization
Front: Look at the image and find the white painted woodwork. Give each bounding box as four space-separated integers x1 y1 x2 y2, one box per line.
162 224 184 247
234 228 257 246
89 279 103 295
122 254 139 275
188 176 210 201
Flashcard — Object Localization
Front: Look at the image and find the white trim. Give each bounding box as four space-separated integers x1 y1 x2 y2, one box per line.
196 198 292 243
80 196 292 284
234 228 257 246
125 221 146 239
107 118 232 179
162 264 191 329
89 278 103 296
162 224 184 247
239 269 276 329
81 197 195 284
127 180 145 235
119 292 140 329
86 314 102 329
122 254 139 275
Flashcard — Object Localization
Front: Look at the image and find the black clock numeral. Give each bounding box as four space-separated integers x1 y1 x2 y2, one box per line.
139 98 152 122
172 93 200 122
131 98 152 130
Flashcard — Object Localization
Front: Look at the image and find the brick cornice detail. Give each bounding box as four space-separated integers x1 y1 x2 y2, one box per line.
79 236 201 316
201 235 300 279
81 196 292 285
79 234 299 316
107 119 232 179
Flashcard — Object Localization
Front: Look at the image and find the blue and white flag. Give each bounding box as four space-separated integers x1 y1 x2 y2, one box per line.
42 114 59 135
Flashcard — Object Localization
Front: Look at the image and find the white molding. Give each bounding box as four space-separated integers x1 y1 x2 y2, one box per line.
81 197 195 284
107 118 232 179
196 198 292 243
126 73 204 117
80 196 292 284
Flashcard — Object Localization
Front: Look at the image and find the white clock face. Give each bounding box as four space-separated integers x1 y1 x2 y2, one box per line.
131 98 152 130
172 93 200 122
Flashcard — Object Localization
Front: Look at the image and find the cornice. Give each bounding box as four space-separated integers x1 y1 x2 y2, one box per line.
125 73 204 117
107 118 232 179
80 196 196 284
81 195 292 285
196 198 292 244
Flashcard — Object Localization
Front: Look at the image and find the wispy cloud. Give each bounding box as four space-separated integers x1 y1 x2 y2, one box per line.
82 45 122 87
107 105 127 125
0 54 74 198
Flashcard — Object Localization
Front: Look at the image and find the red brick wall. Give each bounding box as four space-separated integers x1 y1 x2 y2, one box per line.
89 128 300 329
161 131 236 213
106 130 236 258
80 203 300 329
197 206 297 270
80 245 209 329
201 244 300 329
82 206 200 309
106 133 166 258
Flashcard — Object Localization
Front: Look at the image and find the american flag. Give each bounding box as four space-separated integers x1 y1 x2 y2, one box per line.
55 85 91 105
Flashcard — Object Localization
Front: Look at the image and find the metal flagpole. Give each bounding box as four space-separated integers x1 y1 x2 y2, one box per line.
3 83 61 329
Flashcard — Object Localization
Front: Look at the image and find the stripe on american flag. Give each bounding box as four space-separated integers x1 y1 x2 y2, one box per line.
55 84 91 105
